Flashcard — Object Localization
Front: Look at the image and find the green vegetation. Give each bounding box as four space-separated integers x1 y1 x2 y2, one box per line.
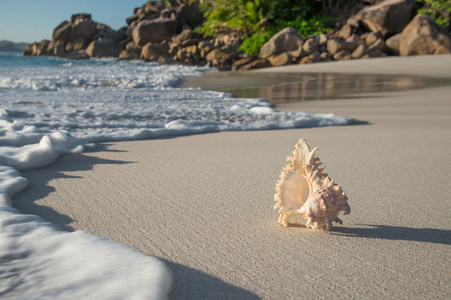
197 0 332 54
417 0 451 31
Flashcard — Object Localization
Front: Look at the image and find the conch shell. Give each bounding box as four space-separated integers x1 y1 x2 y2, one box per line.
274 139 350 230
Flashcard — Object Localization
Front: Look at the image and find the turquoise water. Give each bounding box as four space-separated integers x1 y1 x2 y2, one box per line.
0 50 69 68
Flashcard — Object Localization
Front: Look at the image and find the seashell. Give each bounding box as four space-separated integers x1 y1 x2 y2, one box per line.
274 139 350 230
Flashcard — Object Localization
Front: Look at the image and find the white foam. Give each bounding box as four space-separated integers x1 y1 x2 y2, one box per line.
0 205 172 299
0 57 353 298
0 115 172 299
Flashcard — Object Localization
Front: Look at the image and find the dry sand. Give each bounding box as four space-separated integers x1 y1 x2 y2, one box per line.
14 55 451 299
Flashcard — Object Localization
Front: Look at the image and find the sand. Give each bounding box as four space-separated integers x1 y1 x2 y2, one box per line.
14 55 451 299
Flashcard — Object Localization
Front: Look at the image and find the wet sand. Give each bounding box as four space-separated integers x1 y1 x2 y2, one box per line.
14 55 451 299
176 55 451 103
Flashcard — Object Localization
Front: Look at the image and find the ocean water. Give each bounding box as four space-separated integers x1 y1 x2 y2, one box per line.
0 50 352 298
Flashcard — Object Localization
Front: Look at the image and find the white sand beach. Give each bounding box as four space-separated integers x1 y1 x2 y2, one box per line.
13 55 451 299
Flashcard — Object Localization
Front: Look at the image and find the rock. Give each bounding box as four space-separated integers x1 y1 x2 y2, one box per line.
176 1 203 29
160 8 173 19
71 13 91 24
198 40 214 50
346 34 363 45
46 41 55 54
125 41 138 50
118 48 141 60
315 33 328 46
172 29 201 44
205 48 238 64
356 0 416 37
168 0 179 8
333 50 351 60
320 52 332 60
85 38 122 58
181 38 202 47
23 45 32 56
103 27 126 41
268 52 293 66
259 27 302 59
66 38 86 52
308 52 321 62
198 40 215 56
347 15 361 28
54 40 65 55
157 55 176 64
369 49 384 57
126 20 139 38
132 17 177 46
302 38 318 54
365 31 383 47
63 51 90 60
369 39 387 52
143 0 165 15
200 48 211 59
176 48 187 61
211 31 245 52
289 46 308 59
351 44 369 58
386 32 401 53
184 45 199 55
326 39 359 55
52 21 71 44
299 56 313 64
23 41 48 56
238 59 270 71
126 14 140 25
335 24 354 40
231 56 255 71
69 15 97 42
141 42 169 60
400 14 451 56
434 45 451 55
33 40 50 56
169 43 180 56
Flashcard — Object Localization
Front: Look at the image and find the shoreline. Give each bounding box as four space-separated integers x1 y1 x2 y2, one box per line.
176 55 451 104
13 55 451 298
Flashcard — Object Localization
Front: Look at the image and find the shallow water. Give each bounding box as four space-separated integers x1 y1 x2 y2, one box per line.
176 71 451 103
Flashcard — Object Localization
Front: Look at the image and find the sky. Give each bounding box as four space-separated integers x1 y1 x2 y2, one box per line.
0 0 151 43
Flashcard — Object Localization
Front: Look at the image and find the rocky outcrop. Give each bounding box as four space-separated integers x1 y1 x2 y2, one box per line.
85 38 122 58
52 21 71 44
175 0 203 29
355 0 417 37
400 14 451 55
23 0 451 70
23 40 50 56
385 33 401 54
24 0 204 61
132 18 177 46
24 13 127 59
141 42 169 60
259 27 302 59
69 14 97 42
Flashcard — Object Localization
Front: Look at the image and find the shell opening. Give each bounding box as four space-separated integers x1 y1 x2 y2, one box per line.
281 172 311 211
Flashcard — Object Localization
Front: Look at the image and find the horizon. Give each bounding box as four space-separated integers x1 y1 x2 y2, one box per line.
0 0 151 43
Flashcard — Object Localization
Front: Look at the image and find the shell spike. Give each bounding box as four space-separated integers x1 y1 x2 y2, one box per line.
308 147 319 165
